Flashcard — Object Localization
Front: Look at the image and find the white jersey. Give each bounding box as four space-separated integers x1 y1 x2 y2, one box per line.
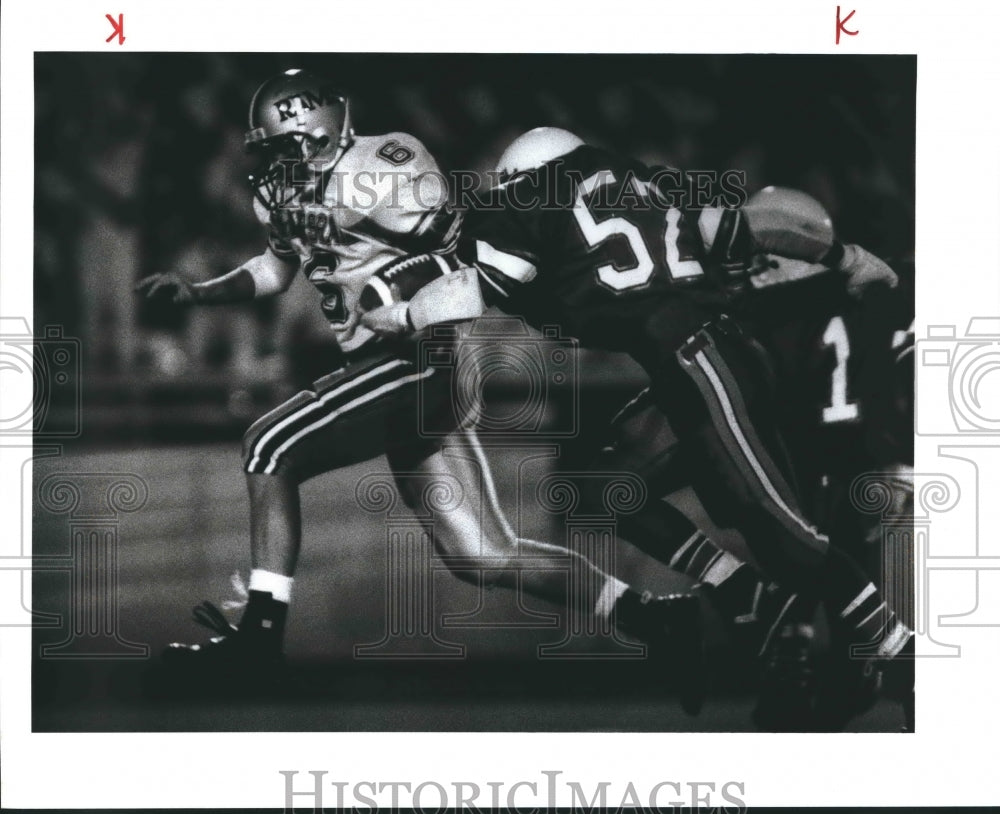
254 132 457 352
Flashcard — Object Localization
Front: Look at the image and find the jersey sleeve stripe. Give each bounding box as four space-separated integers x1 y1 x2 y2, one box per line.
698 208 724 254
475 240 538 283
475 265 511 299
703 208 742 266
366 275 394 307
433 254 454 276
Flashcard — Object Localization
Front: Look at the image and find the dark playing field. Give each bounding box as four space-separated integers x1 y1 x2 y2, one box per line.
31 443 904 732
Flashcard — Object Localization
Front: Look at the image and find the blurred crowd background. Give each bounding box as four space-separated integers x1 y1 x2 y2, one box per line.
34 53 915 445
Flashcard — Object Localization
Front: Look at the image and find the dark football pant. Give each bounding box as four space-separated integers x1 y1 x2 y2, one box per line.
242 345 457 482
641 317 831 592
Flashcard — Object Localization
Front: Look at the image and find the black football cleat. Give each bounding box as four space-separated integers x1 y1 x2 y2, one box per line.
645 593 707 716
162 601 285 680
752 622 817 731
812 643 882 732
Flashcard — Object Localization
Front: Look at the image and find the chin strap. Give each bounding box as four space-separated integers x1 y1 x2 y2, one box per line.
323 96 355 168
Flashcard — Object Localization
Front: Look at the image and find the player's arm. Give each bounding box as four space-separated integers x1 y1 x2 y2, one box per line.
357 183 535 336
695 186 898 296
136 247 298 305
359 253 485 334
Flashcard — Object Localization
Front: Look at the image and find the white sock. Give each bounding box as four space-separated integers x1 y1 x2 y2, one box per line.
593 577 629 620
248 569 294 604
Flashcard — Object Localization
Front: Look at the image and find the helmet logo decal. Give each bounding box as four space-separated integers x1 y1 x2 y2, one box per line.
274 87 339 122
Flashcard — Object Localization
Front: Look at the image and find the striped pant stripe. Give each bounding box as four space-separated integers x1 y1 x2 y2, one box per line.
682 341 829 554
245 358 414 474
700 342 801 507
262 368 434 475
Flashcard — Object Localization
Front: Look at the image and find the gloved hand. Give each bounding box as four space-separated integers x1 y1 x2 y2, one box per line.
135 272 197 304
837 244 898 298
360 301 412 335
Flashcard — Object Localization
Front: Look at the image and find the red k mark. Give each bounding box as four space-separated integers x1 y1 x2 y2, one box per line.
105 13 125 45
836 6 858 44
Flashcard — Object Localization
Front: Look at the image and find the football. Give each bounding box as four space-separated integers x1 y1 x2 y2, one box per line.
358 252 460 311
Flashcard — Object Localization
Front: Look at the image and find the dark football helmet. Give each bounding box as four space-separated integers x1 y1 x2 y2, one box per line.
245 69 354 211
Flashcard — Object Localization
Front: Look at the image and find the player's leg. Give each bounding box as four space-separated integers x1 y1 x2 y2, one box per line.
387 407 704 713
668 321 909 651
654 318 912 723
164 350 431 665
384 378 698 640
583 387 803 658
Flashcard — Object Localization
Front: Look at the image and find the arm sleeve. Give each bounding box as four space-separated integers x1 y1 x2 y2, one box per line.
691 206 754 270
456 179 546 304
244 248 298 297
191 249 297 303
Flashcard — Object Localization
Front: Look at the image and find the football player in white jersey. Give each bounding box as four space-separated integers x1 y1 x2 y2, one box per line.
138 71 703 709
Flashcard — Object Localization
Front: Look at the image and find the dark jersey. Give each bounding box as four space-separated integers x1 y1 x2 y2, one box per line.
460 145 749 363
737 269 914 534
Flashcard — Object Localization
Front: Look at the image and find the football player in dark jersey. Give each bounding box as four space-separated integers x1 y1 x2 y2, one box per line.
137 80 703 703
587 251 915 729
738 256 914 555
362 127 913 728
739 257 914 727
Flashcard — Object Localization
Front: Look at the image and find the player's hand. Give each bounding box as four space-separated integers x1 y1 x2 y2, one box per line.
746 253 829 289
135 272 197 304
360 301 412 336
837 244 898 298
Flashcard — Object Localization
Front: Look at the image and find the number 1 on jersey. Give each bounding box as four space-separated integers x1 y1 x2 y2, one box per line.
822 315 860 423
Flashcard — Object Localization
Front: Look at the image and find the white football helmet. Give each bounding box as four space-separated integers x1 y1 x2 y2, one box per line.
245 68 354 211
495 127 585 181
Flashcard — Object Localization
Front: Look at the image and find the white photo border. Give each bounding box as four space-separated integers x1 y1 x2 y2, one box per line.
2 0 999 808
